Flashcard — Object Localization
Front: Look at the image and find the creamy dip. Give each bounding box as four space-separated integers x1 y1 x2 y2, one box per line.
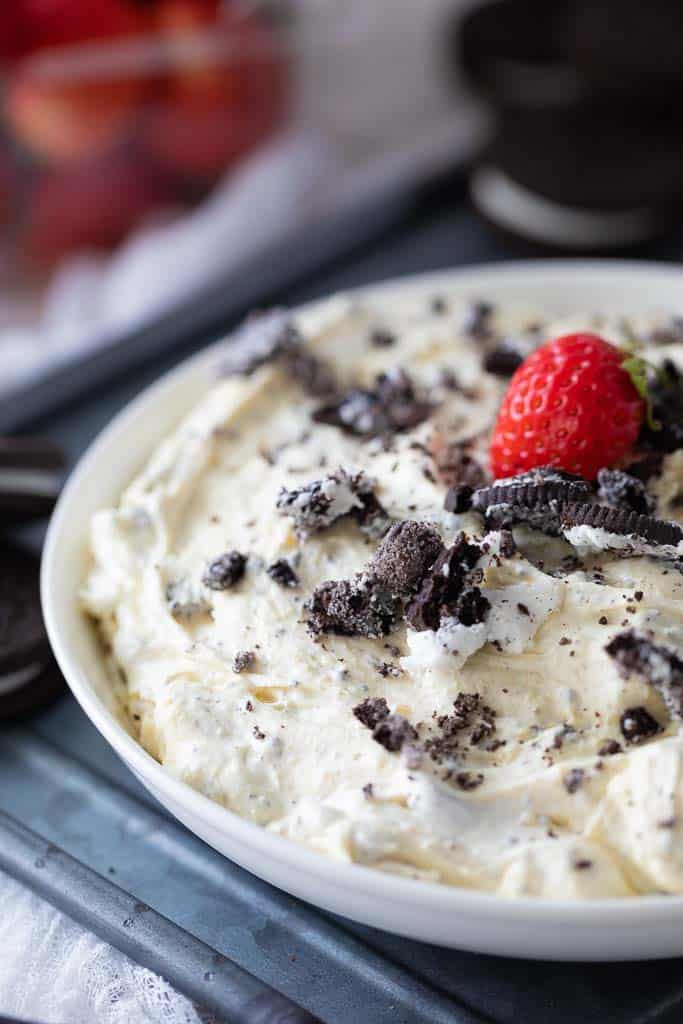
82 290 683 899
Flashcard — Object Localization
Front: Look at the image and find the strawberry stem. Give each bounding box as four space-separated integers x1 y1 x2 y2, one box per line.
621 354 662 431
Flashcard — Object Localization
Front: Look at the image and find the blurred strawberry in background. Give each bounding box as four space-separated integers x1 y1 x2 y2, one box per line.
24 155 173 267
0 0 289 267
5 0 152 164
144 0 289 182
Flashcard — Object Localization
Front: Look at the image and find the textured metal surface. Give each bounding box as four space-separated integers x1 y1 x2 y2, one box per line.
6 202 683 1023
0 810 319 1024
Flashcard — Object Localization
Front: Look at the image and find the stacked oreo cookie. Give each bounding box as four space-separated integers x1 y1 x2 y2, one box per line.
456 0 683 250
0 437 66 718
467 466 683 560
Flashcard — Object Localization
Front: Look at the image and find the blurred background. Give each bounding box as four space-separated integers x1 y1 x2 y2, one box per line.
1 0 683 415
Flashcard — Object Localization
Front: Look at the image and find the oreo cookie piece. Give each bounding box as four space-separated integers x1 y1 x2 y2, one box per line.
0 543 63 720
405 532 485 632
277 469 377 538
472 467 594 535
561 503 683 559
596 468 655 515
642 359 683 454
313 368 434 439
483 340 524 377
606 629 683 718
305 575 402 639
0 436 65 526
429 434 489 490
221 308 337 397
620 706 661 745
202 551 247 590
266 559 299 588
370 520 444 597
221 308 295 376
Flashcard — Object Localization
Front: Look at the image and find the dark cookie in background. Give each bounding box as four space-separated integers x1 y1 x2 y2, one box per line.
0 436 65 527
0 543 64 720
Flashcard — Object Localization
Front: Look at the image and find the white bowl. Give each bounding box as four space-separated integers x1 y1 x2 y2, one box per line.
42 260 683 961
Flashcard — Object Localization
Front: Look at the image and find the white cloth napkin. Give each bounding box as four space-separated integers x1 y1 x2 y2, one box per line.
0 870 216 1024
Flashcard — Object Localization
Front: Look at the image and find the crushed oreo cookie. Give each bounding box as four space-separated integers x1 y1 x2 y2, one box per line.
483 340 524 377
455 771 484 791
202 550 247 590
642 359 683 453
424 693 496 764
606 629 683 718
313 368 434 438
233 650 255 673
353 696 389 730
278 337 338 398
267 559 299 588
462 300 494 341
563 768 584 794
619 706 661 744
597 468 655 515
405 533 485 632
597 738 622 756
373 713 418 753
353 697 417 752
370 520 444 596
352 489 393 540
370 328 396 348
277 468 376 537
473 468 594 535
444 485 474 514
428 434 489 490
221 308 337 397
306 575 402 638
561 503 683 556
221 308 294 376
624 448 665 484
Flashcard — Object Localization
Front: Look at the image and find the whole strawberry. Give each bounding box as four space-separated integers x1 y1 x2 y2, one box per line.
489 333 645 480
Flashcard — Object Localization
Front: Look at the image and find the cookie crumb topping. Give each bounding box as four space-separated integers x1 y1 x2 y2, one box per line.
313 368 434 438
202 551 247 590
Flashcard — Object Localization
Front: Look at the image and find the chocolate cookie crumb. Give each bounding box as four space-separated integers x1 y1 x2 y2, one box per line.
455 771 484 791
619 706 660 744
370 328 396 348
233 650 255 673
462 300 494 341
253 724 266 740
307 576 401 638
597 738 621 756
483 341 524 377
370 520 444 596
267 559 299 588
405 532 486 632
362 782 374 798
429 434 489 490
444 485 473 513
313 368 434 438
564 768 584 794
642 358 683 453
353 696 390 730
597 468 655 515
277 468 376 537
202 550 247 590
373 713 418 753
574 859 593 871
606 629 683 717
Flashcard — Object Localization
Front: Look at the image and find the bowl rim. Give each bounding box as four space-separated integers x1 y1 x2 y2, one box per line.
41 257 683 926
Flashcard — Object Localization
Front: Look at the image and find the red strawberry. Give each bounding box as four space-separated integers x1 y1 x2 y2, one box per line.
489 333 645 480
